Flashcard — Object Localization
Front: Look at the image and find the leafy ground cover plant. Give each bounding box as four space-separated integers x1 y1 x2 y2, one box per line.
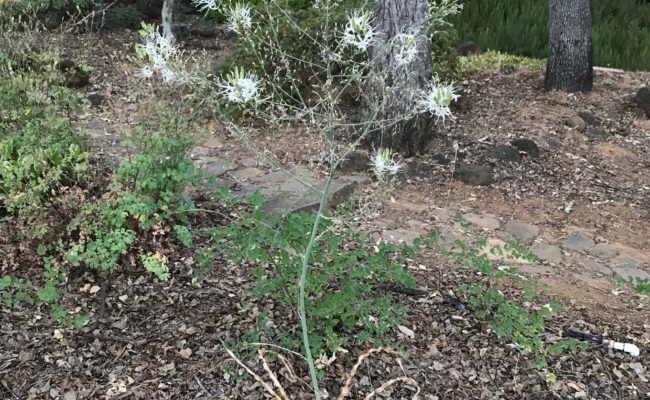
0 19 204 322
443 231 584 369
206 192 437 357
0 70 90 240
65 127 202 279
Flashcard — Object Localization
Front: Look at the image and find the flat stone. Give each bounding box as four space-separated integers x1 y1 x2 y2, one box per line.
571 273 614 291
389 197 429 213
566 116 586 131
504 220 540 242
200 158 237 178
530 242 563 264
585 126 607 141
517 264 555 275
248 170 357 217
562 232 595 252
382 229 422 245
613 266 650 281
189 146 211 160
488 145 521 162
510 138 540 158
578 111 601 126
241 157 258 168
581 257 612 276
610 254 645 270
464 213 500 230
339 174 371 185
588 243 618 260
453 164 493 186
431 207 452 223
228 167 264 182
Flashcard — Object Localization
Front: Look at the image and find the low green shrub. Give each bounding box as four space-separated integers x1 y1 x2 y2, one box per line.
443 230 583 368
206 192 435 356
0 74 90 240
66 128 201 278
460 49 545 73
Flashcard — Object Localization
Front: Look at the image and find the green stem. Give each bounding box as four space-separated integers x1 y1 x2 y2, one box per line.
298 168 334 400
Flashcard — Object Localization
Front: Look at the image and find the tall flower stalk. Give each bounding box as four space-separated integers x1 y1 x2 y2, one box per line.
139 0 461 397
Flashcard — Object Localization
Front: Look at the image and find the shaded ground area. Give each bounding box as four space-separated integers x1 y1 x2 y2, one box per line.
2 29 650 399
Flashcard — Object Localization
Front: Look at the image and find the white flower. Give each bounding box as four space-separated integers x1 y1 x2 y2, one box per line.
392 33 419 68
138 65 154 79
193 0 219 13
417 80 459 121
226 3 252 34
216 68 262 104
341 10 375 52
371 148 403 178
160 67 176 82
136 23 179 82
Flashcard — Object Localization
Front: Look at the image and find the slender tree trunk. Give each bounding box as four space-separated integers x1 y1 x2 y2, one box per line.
365 0 433 157
161 0 175 40
545 0 593 92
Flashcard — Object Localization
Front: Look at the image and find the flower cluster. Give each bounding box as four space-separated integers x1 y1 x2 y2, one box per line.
417 81 459 122
216 67 262 104
192 0 218 14
392 33 419 68
341 10 375 52
226 3 252 34
136 23 179 82
371 148 403 178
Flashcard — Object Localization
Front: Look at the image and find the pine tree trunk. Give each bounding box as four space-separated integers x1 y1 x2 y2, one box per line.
161 0 175 40
365 0 433 157
545 0 593 92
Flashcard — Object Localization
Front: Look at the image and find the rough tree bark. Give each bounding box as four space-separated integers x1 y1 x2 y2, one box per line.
161 0 175 40
365 0 433 157
545 0 593 92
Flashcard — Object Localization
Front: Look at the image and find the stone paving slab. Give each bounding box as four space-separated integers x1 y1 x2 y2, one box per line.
530 242 563 264
230 168 358 217
504 220 540 242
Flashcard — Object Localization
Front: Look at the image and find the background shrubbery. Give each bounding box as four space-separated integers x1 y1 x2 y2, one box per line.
452 0 650 71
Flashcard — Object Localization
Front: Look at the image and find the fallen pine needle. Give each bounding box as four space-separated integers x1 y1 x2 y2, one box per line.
224 347 282 400
363 376 420 400
338 347 403 400
259 349 289 400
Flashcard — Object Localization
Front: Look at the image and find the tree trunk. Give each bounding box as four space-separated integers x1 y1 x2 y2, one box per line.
365 0 433 157
161 0 175 40
545 0 593 92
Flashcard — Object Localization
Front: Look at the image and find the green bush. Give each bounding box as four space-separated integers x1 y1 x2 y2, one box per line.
66 128 202 277
0 74 89 239
207 192 434 356
444 214 583 368
452 0 650 71
460 49 545 73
